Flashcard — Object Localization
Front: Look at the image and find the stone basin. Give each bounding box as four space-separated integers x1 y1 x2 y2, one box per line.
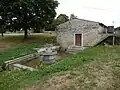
41 51 57 64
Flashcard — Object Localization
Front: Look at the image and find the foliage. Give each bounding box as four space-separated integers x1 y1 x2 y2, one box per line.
0 13 6 37
0 0 59 38
55 14 69 25
0 43 40 66
1 46 120 90
70 13 78 20
45 14 69 31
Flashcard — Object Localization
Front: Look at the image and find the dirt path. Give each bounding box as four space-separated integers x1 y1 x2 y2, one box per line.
27 59 120 90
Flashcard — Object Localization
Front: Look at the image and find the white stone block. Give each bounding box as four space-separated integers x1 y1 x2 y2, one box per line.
13 64 37 71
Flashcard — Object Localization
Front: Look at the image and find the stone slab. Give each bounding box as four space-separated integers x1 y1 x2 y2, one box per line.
13 64 37 71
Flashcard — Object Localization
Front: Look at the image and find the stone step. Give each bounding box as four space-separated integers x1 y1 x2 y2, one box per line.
67 49 80 52
66 50 80 54
66 49 81 54
66 47 88 54
67 48 84 51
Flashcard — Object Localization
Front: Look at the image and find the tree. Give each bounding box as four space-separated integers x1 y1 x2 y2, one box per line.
55 14 69 25
0 0 9 37
0 17 4 37
70 13 78 20
0 0 59 39
45 14 69 31
45 19 56 31
0 25 6 37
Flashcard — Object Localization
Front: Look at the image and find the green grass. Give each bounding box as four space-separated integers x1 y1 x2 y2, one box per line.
0 34 56 44
0 35 57 66
1 46 120 90
0 43 40 65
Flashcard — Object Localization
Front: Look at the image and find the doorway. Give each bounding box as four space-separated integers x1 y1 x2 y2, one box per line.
75 34 82 46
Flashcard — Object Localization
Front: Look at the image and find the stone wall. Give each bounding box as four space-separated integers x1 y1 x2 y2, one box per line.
5 53 39 70
57 30 74 49
83 25 108 46
83 29 98 46
56 19 107 49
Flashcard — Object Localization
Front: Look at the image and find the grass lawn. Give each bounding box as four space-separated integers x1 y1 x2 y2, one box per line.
0 34 57 67
0 46 120 90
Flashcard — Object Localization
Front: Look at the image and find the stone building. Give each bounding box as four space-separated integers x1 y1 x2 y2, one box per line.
56 18 108 49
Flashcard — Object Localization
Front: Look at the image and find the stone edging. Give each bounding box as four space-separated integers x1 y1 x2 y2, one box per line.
4 53 39 70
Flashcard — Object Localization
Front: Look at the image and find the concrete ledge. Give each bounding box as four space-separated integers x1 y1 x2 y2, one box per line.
5 53 39 70
34 46 60 53
13 64 37 71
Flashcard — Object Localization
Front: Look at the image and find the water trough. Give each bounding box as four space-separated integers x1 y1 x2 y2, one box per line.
4 46 61 71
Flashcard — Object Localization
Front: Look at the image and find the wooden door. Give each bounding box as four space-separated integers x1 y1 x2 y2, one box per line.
75 34 82 46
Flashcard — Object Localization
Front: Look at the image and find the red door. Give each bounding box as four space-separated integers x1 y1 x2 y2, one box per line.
75 34 82 46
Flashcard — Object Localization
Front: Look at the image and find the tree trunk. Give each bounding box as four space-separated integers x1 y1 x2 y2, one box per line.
1 27 4 37
24 29 28 39
1 32 3 37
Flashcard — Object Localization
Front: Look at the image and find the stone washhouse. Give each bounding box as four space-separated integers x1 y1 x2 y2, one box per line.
56 18 111 52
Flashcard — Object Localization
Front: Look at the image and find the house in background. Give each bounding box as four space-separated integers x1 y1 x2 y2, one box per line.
56 18 108 51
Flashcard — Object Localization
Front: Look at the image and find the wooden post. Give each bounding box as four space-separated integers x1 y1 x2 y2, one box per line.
113 35 115 46
112 21 115 46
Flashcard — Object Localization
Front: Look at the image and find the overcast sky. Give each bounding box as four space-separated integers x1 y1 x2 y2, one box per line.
56 0 120 27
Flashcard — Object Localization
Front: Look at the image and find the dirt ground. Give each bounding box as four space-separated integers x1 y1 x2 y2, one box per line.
0 42 13 52
27 59 120 90
0 34 56 52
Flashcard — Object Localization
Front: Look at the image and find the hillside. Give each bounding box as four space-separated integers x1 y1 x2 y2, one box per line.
0 46 120 90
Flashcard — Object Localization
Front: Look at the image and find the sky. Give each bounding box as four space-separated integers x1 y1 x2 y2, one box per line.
56 0 120 27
